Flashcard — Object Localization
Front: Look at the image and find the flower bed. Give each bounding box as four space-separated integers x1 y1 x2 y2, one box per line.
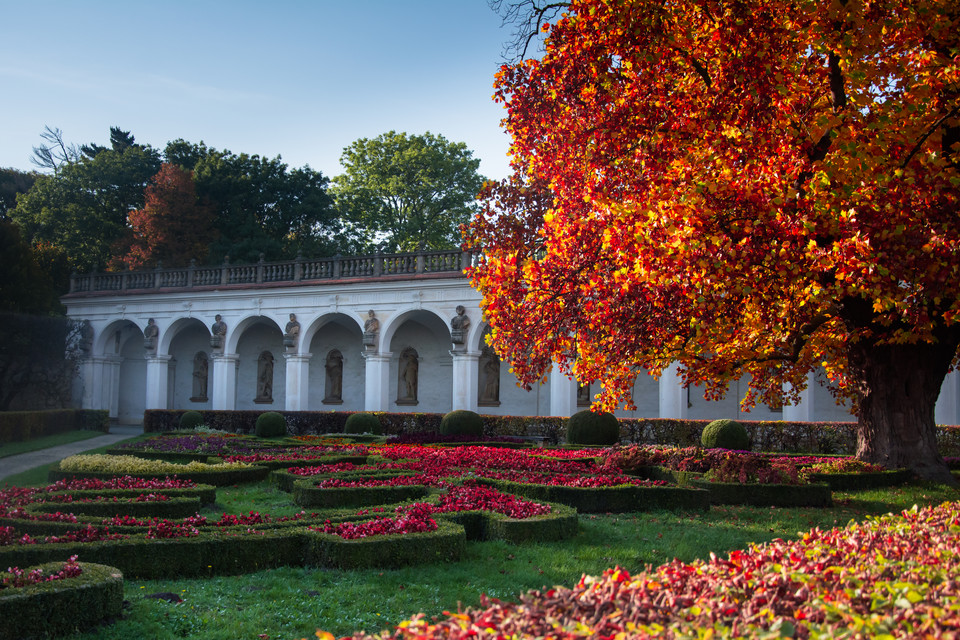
342 500 960 639
0 560 123 639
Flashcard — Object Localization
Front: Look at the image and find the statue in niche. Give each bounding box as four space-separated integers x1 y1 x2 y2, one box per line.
397 347 419 405
450 305 470 345
362 310 380 348
191 351 209 402
324 349 344 404
143 318 159 352
478 345 501 406
255 350 274 403
283 313 300 351
78 320 94 355
210 315 227 350
577 382 591 407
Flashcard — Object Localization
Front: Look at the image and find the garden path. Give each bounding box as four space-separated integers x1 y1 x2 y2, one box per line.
0 425 143 483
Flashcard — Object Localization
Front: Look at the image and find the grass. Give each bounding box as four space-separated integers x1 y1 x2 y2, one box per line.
52 479 957 640
0 430 105 459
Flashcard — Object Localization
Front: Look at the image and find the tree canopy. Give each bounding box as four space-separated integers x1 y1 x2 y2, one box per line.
331 131 486 252
467 0 960 480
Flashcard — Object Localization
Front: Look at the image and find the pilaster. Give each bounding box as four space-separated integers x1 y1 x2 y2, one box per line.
658 362 688 419
450 350 481 412
145 354 173 410
284 353 312 411
363 351 392 412
211 353 240 410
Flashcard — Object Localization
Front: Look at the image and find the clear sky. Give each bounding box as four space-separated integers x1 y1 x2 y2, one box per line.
0 0 516 181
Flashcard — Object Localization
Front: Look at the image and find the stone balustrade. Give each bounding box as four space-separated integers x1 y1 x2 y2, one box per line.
68 249 474 295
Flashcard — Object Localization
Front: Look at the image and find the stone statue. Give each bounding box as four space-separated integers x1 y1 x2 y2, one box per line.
450 305 470 345
79 320 94 355
324 349 344 403
255 351 274 403
577 382 591 407
362 310 380 348
191 351 209 401
479 345 500 405
398 347 418 404
210 315 227 350
143 318 159 352
283 313 301 350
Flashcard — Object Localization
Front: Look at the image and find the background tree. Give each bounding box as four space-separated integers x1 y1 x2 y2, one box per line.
30 126 81 174
331 131 485 252
165 140 351 263
468 0 960 481
0 168 37 220
10 129 161 272
112 163 216 270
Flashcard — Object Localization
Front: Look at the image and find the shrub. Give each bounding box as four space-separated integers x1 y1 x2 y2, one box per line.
440 410 484 438
179 411 204 430
255 412 287 438
701 419 750 450
566 410 619 446
344 412 382 435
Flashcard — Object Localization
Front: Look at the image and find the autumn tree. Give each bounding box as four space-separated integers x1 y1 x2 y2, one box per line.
331 131 486 252
113 163 216 270
468 0 960 481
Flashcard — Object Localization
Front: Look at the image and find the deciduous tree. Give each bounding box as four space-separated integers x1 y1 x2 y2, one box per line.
332 131 485 252
113 163 216 270
468 0 960 481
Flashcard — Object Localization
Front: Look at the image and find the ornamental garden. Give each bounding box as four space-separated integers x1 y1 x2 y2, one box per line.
2 410 959 639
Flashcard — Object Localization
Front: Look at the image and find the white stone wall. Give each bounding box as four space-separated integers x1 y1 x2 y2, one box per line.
117 326 146 424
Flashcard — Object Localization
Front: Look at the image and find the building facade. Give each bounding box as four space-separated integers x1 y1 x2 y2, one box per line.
62 250 960 425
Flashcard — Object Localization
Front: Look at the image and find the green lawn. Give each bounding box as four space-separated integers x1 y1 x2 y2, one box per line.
56 479 957 640
0 430 105 459
1 434 153 487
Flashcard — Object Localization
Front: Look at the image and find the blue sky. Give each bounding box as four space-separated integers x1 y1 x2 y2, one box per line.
0 1 516 181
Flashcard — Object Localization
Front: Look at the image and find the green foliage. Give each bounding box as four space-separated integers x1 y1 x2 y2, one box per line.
255 411 287 439
0 562 124 639
0 220 68 314
439 410 484 438
0 167 37 218
691 479 833 507
702 419 750 450
565 410 620 446
331 131 486 251
9 136 161 273
165 140 354 263
344 412 382 435
179 411 204 431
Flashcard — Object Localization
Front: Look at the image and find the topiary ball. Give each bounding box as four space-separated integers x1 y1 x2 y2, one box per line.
565 410 620 446
179 410 203 430
344 412 382 435
255 411 287 439
439 410 484 438
701 419 750 450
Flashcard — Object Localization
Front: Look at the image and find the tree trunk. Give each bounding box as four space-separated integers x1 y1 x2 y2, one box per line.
848 335 959 485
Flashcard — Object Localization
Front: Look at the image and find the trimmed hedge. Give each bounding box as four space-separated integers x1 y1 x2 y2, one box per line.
805 469 912 491
304 521 465 570
292 477 430 508
481 478 710 513
0 561 124 639
440 410 484 438
105 447 215 464
691 479 833 507
0 409 110 443
47 462 270 486
27 495 202 520
344 412 382 435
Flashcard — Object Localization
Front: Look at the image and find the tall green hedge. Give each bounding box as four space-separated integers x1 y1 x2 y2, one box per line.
0 409 109 443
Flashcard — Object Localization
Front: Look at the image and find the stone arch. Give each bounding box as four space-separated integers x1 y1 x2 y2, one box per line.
93 319 142 357
385 308 452 413
307 312 364 411
232 316 284 410
163 317 212 410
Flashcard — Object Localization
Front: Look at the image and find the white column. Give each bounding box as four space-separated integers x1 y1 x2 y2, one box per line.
211 354 239 410
782 371 815 422
936 369 960 426
81 357 105 410
105 356 122 419
451 350 480 412
285 353 312 411
549 362 578 417
658 361 688 419
145 355 172 410
363 351 392 412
